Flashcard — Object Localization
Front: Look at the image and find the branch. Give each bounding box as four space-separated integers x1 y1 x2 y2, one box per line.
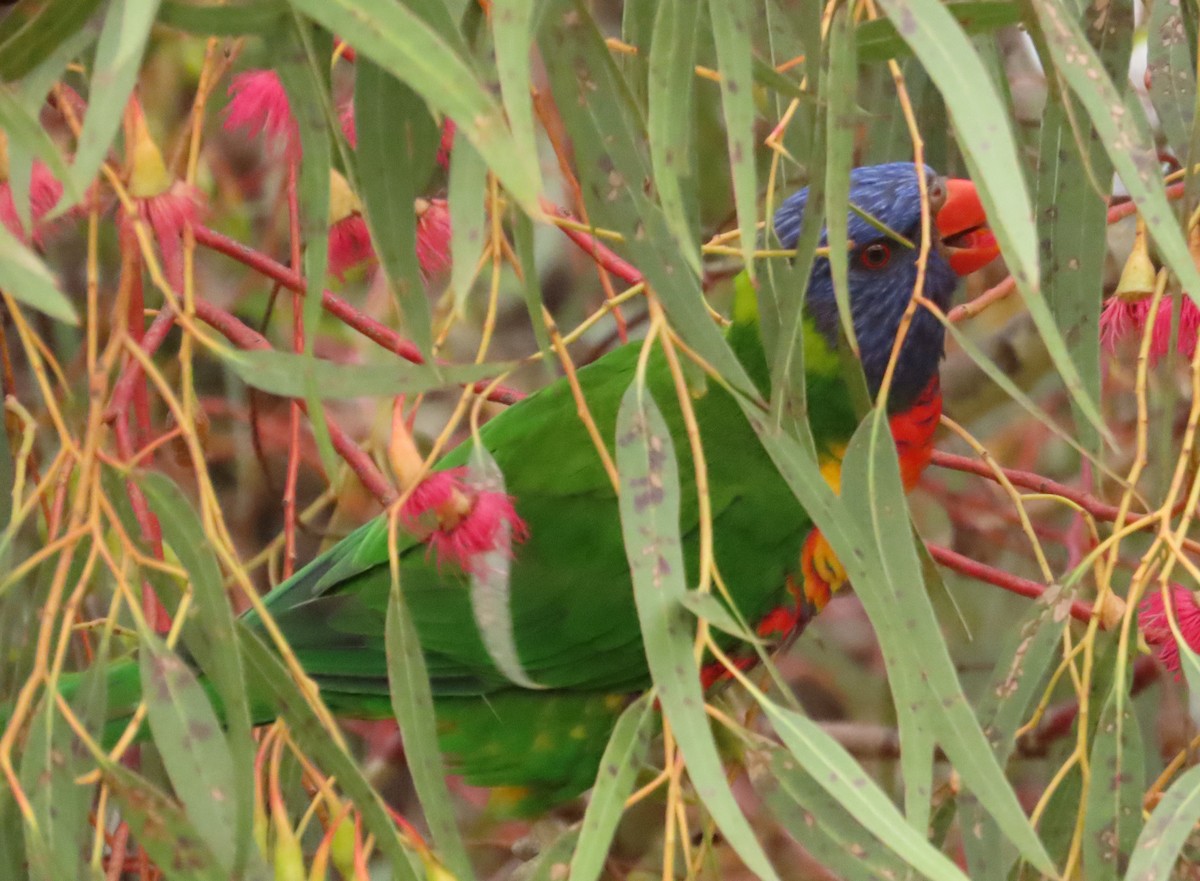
191 225 525 406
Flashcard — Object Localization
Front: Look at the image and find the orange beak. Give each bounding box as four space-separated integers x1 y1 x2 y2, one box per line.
936 178 1000 277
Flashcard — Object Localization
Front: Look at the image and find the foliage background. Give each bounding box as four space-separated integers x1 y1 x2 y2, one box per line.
0 0 1198 879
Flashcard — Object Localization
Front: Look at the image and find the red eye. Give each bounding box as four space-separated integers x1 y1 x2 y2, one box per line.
859 242 891 270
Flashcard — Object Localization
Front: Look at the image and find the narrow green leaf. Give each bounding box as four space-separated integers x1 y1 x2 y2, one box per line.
0 84 80 230
0 223 77 324
278 20 339 481
876 0 1112 445
765 703 967 881
1030 0 1200 304
237 628 423 881
510 209 556 383
1034 99 1109 458
1124 762 1200 881
492 0 538 167
386 561 476 881
615 380 781 881
354 58 438 355
856 1 1022 63
158 0 289 35
1083 688 1144 880
842 410 1055 874
447 138 488 316
139 472 256 875
679 590 765 645
823 6 860 354
221 348 507 399
568 693 654 881
99 762 228 881
647 0 700 275
286 0 541 213
961 583 1073 878
708 0 757 279
1146 0 1195 160
70 0 161 198
19 700 92 880
754 741 939 881
139 632 240 873
0 0 104 82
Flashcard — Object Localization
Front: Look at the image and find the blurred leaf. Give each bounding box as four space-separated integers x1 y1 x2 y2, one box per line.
158 0 289 34
446 136 488 315
237 628 423 881
1124 762 1200 881
615 379 781 881
492 0 538 172
0 223 77 324
354 58 438 356
709 0 757 279
568 693 655 881
221 348 507 398
510 209 556 382
70 0 161 199
100 761 229 881
386 553 476 881
140 473 257 875
1146 0 1196 161
0 0 103 82
20 700 91 880
522 826 580 881
286 0 542 213
0 84 80 231
1082 687 1144 880
647 0 700 276
139 632 240 874
856 1 1022 63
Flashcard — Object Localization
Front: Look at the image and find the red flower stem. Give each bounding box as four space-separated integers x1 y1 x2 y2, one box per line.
929 450 1200 556
283 165 303 579
191 224 525 405
539 198 644 288
189 298 397 506
926 542 1098 626
931 450 1122 520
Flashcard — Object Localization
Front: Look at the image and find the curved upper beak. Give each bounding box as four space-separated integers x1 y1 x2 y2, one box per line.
936 178 1000 277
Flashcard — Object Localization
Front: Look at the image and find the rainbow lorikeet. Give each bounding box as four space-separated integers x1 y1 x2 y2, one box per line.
61 163 999 814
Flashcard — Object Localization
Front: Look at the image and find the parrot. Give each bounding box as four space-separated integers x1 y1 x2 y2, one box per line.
37 162 999 814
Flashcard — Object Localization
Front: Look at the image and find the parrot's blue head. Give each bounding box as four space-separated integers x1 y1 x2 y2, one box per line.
773 162 998 411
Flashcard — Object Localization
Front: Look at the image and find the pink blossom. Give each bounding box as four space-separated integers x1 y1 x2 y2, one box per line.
416 198 451 279
400 467 528 574
1099 294 1200 364
0 161 65 246
1140 584 1200 676
123 181 204 291
225 70 300 162
328 214 373 280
